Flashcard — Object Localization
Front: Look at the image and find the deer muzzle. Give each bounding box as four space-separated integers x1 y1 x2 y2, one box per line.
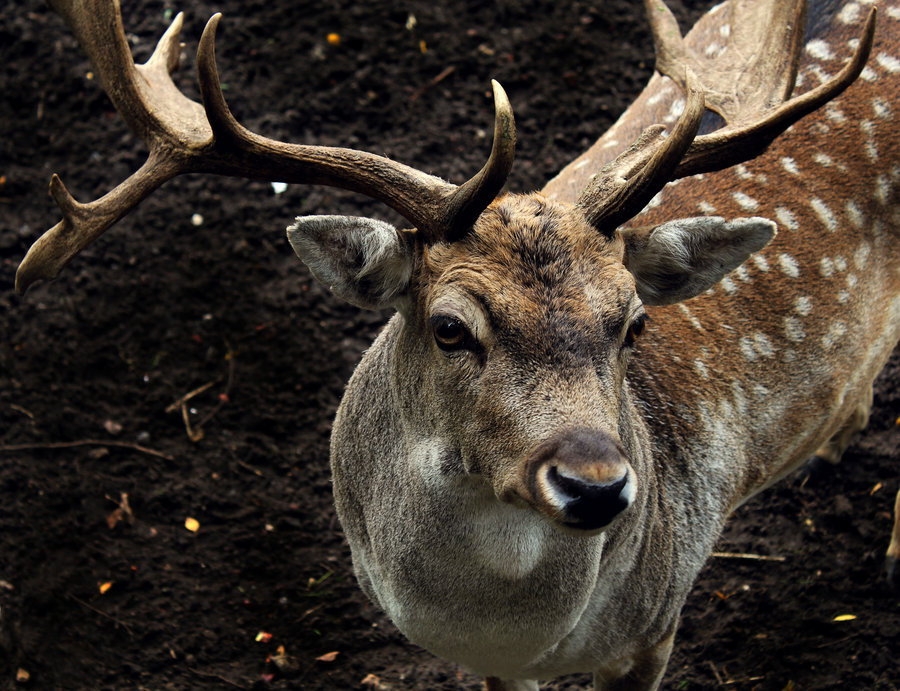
524 427 635 532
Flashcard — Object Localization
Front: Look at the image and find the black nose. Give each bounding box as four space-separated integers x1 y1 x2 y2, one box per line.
526 427 635 531
545 465 630 530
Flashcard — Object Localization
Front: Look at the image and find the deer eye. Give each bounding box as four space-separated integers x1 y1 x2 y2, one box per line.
431 315 473 352
623 313 649 349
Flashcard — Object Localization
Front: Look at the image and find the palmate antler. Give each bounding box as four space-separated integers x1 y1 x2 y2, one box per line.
15 0 516 294
576 0 876 234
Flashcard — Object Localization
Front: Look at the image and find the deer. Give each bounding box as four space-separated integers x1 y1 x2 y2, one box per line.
14 0 899 688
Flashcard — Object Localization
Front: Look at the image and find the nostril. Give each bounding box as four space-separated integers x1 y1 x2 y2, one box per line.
545 465 632 530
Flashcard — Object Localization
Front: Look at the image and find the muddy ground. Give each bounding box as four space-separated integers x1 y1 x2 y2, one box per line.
1 0 898 689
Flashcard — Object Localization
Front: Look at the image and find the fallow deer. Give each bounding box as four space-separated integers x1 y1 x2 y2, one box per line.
15 0 898 688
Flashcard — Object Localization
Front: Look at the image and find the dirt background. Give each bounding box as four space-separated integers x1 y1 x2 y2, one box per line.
1 0 898 689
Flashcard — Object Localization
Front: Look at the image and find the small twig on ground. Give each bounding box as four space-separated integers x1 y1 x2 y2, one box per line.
0 440 174 462
722 676 765 685
68 595 134 636
179 401 205 442
168 344 236 442
186 667 249 689
707 661 724 685
9 404 35 419
165 380 217 413
410 65 455 101
816 634 858 649
711 551 786 562
196 348 236 429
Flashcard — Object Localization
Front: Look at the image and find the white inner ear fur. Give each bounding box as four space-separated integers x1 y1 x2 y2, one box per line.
287 215 413 310
621 216 776 306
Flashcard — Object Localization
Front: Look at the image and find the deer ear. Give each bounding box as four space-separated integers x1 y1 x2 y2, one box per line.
620 216 776 306
287 215 413 310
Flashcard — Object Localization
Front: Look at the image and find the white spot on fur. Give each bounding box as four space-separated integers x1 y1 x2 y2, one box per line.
860 120 878 162
574 159 591 170
678 303 704 332
888 6 900 20
739 335 758 362
875 174 892 204
647 84 675 106
854 243 871 269
784 315 806 343
825 103 847 124
778 253 801 278
847 273 858 288
733 191 759 211
873 98 893 119
753 332 775 358
806 64 833 84
735 165 753 180
834 255 848 272
819 257 835 277
775 207 799 231
876 53 900 74
807 39 835 60
845 200 864 229
665 98 686 124
838 3 861 23
837 290 851 303
697 201 717 214
694 359 710 379
721 276 738 295
740 332 775 360
735 265 751 283
814 152 835 168
753 254 770 272
811 198 838 231
781 157 801 175
822 321 847 348
861 65 878 82
794 296 813 316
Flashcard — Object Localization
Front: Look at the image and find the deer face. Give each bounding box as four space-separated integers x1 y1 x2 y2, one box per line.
288 193 775 533
411 195 642 531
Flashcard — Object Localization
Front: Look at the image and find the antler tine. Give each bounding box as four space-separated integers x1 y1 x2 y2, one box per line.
193 17 514 241
16 1 516 295
672 7 876 179
191 14 450 232
577 77 706 232
574 0 876 237
442 81 517 242
648 0 876 180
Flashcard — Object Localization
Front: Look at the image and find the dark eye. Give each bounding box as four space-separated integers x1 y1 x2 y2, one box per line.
623 314 648 349
431 315 472 352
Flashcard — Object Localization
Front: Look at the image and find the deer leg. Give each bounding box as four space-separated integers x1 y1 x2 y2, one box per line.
812 386 873 466
594 629 675 691
885 488 900 589
484 677 539 691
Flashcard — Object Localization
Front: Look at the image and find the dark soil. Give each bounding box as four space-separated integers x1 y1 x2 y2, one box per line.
1 1 898 689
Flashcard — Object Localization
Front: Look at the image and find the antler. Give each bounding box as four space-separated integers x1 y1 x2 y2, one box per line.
577 0 876 234
15 0 516 294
